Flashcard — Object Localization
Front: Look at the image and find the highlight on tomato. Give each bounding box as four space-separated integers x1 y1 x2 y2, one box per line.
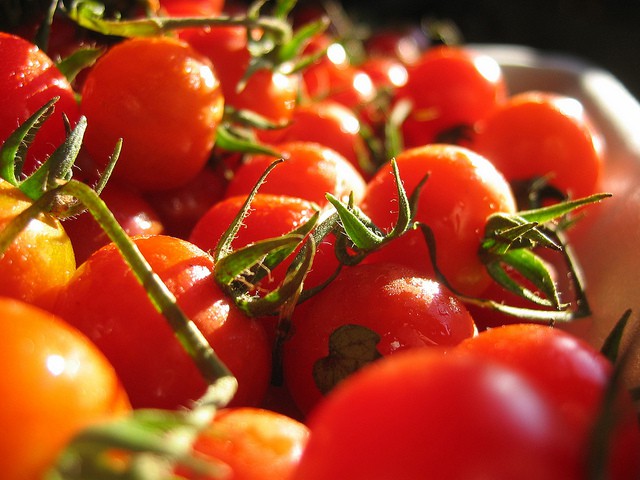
80 35 225 191
53 234 272 410
0 296 131 480
282 261 477 414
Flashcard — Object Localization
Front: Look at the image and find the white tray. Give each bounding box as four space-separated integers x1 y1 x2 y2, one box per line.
473 44 640 392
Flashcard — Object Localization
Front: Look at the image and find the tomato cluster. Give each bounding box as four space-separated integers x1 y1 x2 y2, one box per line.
0 0 638 478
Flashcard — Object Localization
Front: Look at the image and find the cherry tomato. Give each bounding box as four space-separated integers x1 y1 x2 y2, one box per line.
0 296 130 480
224 141 367 207
0 32 81 175
363 25 428 65
255 99 373 178
292 347 584 480
283 261 477 414
472 90 604 199
53 235 271 410
458 324 640 479
361 143 517 296
81 36 224 191
180 25 299 124
395 45 507 148
63 182 165 265
159 0 225 17
0 179 76 310
179 407 310 480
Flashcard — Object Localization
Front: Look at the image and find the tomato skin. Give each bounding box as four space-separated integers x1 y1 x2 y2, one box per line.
225 141 366 207
81 36 224 191
180 25 299 124
180 407 310 480
53 235 271 410
292 348 581 480
0 296 131 480
0 32 81 175
361 144 517 297
159 0 225 17
63 182 165 265
395 45 507 148
255 99 372 178
457 324 640 479
283 262 477 415
471 90 604 199
0 179 76 310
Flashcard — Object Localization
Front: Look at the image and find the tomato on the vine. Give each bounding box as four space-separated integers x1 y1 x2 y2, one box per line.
283 261 477 414
361 143 517 297
394 44 507 148
53 234 271 410
81 36 224 191
224 141 367 207
0 32 81 175
472 90 604 199
0 296 130 480
0 179 76 310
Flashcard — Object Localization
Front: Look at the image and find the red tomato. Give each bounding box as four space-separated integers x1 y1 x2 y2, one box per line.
292 348 584 480
224 141 367 207
255 99 373 178
53 235 271 410
63 182 165 265
283 262 477 414
395 45 507 148
179 407 310 480
361 144 517 297
0 296 130 480
363 25 428 65
81 36 224 191
472 90 604 199
458 324 640 479
159 0 224 17
0 32 81 175
180 25 299 124
0 179 76 310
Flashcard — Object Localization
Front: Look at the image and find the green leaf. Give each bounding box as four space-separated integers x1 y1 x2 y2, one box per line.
326 193 385 250
56 46 105 83
517 192 612 224
600 309 633 364
0 98 57 186
214 123 282 156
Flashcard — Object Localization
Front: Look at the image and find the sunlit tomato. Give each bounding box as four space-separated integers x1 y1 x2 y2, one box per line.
472 90 604 199
292 348 584 480
63 182 165 265
189 194 340 326
283 262 477 415
53 235 271 410
0 179 76 310
363 25 428 65
224 141 367 207
159 0 224 17
395 45 507 148
255 99 373 178
180 25 299 124
458 324 640 479
361 144 517 297
144 163 228 239
179 407 310 480
0 32 81 175
0 296 130 480
81 36 224 191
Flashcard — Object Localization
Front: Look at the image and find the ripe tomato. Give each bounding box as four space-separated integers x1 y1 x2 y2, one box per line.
159 0 225 17
394 45 507 148
53 235 271 410
179 407 310 480
361 143 517 297
63 182 165 265
363 25 428 65
224 141 366 207
472 90 604 199
0 296 130 480
81 36 224 191
189 193 340 323
255 99 373 178
0 32 81 175
180 25 299 124
283 262 477 414
0 179 76 310
292 348 584 480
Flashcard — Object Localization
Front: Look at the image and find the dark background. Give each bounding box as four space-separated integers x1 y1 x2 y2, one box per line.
334 0 640 99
